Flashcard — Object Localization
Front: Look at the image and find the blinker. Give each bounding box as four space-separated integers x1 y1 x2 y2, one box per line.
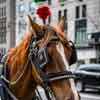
38 29 45 39
30 47 50 70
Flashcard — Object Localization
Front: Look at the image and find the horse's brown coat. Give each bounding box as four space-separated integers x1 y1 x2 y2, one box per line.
4 16 79 100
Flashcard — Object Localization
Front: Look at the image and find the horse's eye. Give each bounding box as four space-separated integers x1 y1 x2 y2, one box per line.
43 29 46 32
38 30 45 38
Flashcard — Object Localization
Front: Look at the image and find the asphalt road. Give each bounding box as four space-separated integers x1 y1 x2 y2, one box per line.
80 90 100 100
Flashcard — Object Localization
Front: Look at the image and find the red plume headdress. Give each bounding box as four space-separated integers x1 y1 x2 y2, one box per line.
36 3 51 24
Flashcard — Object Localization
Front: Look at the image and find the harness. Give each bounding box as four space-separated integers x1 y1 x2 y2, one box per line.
0 55 18 100
28 31 76 100
0 26 76 100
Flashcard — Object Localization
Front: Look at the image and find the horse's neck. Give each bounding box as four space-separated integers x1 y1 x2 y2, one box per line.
8 51 35 100
9 63 36 100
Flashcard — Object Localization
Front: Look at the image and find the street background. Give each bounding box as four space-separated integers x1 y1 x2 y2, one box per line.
0 0 100 100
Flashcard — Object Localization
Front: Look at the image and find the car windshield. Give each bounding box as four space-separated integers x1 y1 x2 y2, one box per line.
78 64 100 72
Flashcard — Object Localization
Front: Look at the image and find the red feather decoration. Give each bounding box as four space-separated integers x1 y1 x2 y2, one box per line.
36 5 51 20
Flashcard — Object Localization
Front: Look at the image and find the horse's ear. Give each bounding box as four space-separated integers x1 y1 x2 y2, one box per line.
58 16 65 32
28 15 41 37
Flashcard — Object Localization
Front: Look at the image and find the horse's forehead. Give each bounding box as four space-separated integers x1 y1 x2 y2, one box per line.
56 42 69 70
43 24 57 32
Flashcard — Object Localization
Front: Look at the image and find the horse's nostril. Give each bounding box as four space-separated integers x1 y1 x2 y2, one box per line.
69 95 74 100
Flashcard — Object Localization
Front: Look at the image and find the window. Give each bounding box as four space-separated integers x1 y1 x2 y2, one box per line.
64 9 67 30
75 19 87 44
29 2 35 13
75 4 87 44
48 0 51 5
0 17 6 43
0 0 6 4
77 60 85 67
18 4 25 14
82 5 86 17
18 19 26 33
59 0 66 2
64 9 67 20
48 15 51 24
76 6 80 19
1 8 3 16
78 0 83 2
1 6 6 17
58 9 67 30
3 6 6 16
0 48 6 55
79 65 100 72
58 9 68 31
58 10 61 21
0 8 1 17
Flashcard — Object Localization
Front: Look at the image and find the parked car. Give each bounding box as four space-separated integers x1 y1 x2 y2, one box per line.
0 51 3 63
74 64 100 92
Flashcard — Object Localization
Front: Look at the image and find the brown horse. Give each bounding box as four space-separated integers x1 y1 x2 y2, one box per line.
1 16 79 100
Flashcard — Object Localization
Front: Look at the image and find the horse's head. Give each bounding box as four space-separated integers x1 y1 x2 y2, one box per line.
28 16 79 100
2 15 79 100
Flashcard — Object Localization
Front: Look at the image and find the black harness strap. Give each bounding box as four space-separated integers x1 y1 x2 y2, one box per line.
0 79 18 100
0 64 6 100
43 71 75 83
0 64 13 100
0 55 18 100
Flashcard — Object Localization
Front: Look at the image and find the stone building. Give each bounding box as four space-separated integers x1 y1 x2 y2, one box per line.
16 0 100 64
0 0 16 54
50 0 100 64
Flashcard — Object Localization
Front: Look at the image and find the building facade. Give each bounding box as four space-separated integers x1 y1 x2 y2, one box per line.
50 0 100 65
16 0 37 44
16 0 100 65
0 0 16 55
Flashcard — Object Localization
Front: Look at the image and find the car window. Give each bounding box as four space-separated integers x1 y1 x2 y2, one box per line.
87 66 100 72
78 64 100 73
78 67 87 71
83 68 100 72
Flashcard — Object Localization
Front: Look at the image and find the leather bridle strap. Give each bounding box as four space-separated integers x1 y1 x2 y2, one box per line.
43 71 75 83
43 25 69 47
52 26 69 47
41 71 75 100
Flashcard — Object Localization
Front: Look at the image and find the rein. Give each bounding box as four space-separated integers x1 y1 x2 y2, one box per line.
0 34 34 86
0 59 29 85
0 34 44 86
0 34 44 100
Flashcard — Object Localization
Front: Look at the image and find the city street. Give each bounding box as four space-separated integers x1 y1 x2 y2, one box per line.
80 91 100 100
36 87 100 100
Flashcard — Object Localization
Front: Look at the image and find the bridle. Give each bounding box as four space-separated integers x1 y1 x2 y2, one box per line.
28 25 75 100
0 25 76 100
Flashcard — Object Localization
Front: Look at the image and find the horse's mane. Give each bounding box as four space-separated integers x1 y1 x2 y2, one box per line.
5 32 33 76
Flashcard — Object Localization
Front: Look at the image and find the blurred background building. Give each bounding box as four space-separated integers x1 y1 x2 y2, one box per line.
0 0 16 55
0 0 100 65
16 0 37 44
63 0 100 64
